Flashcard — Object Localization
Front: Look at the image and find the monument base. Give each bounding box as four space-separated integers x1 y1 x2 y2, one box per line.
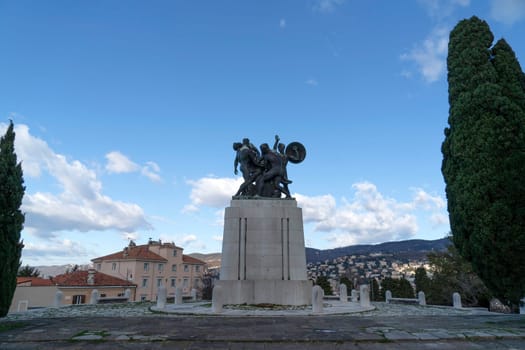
214 280 312 306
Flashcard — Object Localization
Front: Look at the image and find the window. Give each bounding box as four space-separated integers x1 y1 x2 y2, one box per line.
172 250 177 257
72 295 86 305
140 295 147 301
144 263 149 272
184 265 189 272
142 278 148 288
170 278 176 288
183 278 189 288
96 263 101 270
157 278 163 287
194 279 200 288
100 293 107 298
171 264 177 272
158 263 164 273
112 262 117 271
195 266 200 272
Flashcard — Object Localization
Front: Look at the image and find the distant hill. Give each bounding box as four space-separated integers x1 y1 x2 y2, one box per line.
188 252 222 269
305 238 451 264
188 238 451 268
34 264 92 278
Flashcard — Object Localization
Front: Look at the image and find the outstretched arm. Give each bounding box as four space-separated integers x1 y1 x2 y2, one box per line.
273 135 280 151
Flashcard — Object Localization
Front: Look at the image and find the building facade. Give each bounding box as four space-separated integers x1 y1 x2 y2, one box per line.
92 240 206 301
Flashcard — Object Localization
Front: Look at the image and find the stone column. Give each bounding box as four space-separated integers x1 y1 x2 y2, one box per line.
339 283 348 303
157 285 167 309
351 289 358 302
360 284 370 307
90 290 99 305
174 287 183 305
453 292 462 308
385 290 392 303
54 290 63 307
312 286 324 313
124 289 131 301
418 291 426 306
520 297 525 315
191 288 197 301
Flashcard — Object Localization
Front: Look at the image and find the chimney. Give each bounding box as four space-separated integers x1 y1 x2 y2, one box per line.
87 269 96 285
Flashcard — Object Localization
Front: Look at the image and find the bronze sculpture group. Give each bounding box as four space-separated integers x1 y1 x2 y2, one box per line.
233 135 306 199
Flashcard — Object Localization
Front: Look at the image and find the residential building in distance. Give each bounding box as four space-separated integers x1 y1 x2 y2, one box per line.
92 240 206 301
9 277 58 313
52 269 136 305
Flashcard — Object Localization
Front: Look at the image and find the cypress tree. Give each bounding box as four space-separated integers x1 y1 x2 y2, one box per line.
0 121 25 317
442 16 525 306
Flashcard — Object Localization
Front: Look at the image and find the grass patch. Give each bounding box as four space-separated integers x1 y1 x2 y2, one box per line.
0 322 26 333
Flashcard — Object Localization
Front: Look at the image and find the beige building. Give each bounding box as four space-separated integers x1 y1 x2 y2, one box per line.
92 240 206 301
9 277 58 313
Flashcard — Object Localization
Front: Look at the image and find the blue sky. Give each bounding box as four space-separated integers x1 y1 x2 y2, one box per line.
1 0 525 266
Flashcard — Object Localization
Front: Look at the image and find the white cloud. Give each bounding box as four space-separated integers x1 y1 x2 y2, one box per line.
418 0 470 19
186 176 242 210
305 78 318 86
2 123 152 237
400 27 449 83
181 234 197 246
313 0 345 13
296 182 448 247
105 151 139 173
105 151 162 182
141 161 162 183
22 239 91 263
279 18 286 28
490 0 525 25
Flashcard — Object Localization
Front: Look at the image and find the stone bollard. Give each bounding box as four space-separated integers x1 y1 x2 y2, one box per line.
212 285 223 313
90 289 99 305
174 287 183 305
124 288 131 301
360 284 370 307
351 289 358 302
54 290 64 307
339 283 348 303
312 285 324 313
157 285 167 309
385 290 392 303
453 292 462 308
418 291 426 306
191 288 197 301
520 297 525 315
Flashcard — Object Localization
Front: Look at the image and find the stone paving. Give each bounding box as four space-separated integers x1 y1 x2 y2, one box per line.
1 302 524 349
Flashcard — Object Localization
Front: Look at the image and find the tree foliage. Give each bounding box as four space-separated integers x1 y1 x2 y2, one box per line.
414 267 431 294
423 245 491 307
442 16 525 306
339 276 353 291
315 275 333 296
0 121 25 317
18 265 40 278
379 277 414 300
370 279 381 301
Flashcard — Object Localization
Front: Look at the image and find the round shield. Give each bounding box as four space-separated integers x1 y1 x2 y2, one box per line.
285 142 306 164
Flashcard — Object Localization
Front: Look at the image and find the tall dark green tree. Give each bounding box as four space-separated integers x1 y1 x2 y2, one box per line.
0 121 25 317
414 267 431 294
18 265 40 278
315 275 333 296
442 16 525 306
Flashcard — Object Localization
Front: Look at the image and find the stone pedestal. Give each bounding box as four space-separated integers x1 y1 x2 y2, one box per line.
215 199 311 305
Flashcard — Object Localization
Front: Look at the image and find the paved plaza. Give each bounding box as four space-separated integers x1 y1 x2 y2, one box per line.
1 302 524 349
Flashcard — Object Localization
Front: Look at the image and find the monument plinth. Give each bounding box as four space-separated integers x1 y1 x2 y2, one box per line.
216 198 311 305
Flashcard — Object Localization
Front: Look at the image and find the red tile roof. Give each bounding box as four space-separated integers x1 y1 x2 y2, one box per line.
92 245 167 263
16 277 54 286
183 255 206 265
52 270 136 287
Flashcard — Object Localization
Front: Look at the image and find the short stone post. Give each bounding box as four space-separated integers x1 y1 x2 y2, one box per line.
124 288 131 301
157 285 167 309
312 285 324 313
174 287 183 305
54 290 63 307
212 285 223 313
351 289 358 302
360 284 370 307
191 288 197 301
520 297 525 315
418 291 426 306
453 292 462 308
385 290 392 303
339 283 348 303
90 289 99 305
